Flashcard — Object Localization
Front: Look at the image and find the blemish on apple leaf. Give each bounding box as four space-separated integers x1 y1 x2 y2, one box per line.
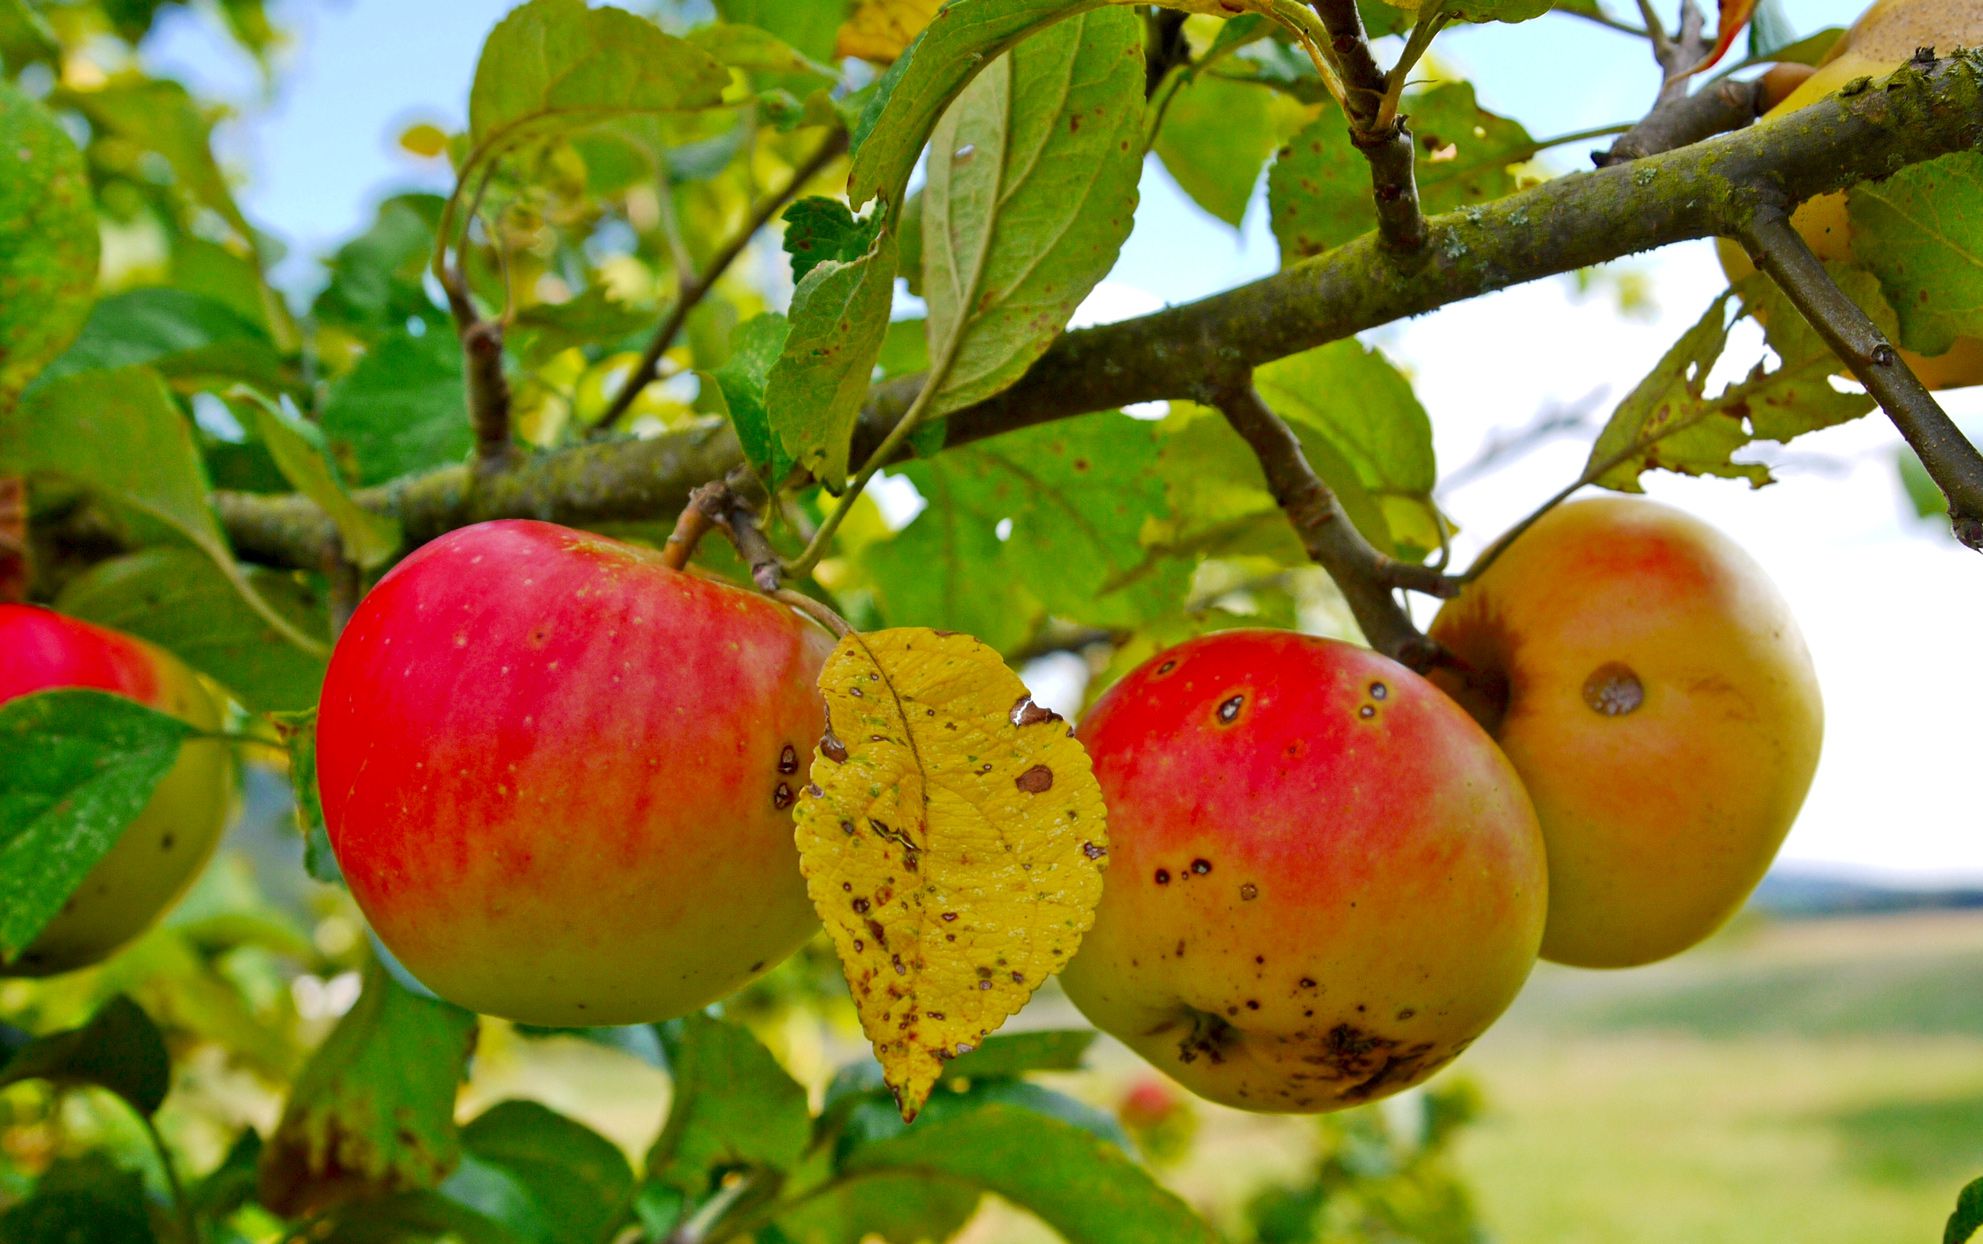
793 627 1109 1120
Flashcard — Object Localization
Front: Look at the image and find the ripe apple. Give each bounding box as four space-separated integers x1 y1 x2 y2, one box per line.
316 519 831 1026
0 605 232 976
1429 497 1823 968
1718 0 1983 389
1059 630 1546 1113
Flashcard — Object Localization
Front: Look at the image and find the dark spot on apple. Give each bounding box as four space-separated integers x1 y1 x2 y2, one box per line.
750 960 766 972
1191 858 1211 875
1217 695 1244 723
1358 704 1376 719
1583 661 1645 716
160 832 176 850
1175 1007 1237 1066
1246 999 1260 1010
773 783 794 809
1155 868 1171 884
1397 1007 1416 1020
1370 681 1388 700
1156 660 1177 675
1300 977 1317 988
778 744 799 773
1240 882 1259 900
1015 764 1054 793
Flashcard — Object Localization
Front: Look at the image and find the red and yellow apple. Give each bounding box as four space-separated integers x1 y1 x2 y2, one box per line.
1429 497 1823 968
0 605 232 976
316 519 831 1026
1059 630 1546 1113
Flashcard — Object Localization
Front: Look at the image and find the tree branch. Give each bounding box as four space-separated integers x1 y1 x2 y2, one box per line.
200 55 1983 571
1599 74 1768 164
1310 0 1427 251
1737 206 1983 551
1212 382 1453 667
594 129 849 435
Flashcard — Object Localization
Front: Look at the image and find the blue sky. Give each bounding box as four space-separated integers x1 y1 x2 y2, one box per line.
145 0 1983 881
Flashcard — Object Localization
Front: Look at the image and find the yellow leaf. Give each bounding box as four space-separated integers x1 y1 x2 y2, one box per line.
795 628 1109 1119
396 122 449 160
835 0 943 64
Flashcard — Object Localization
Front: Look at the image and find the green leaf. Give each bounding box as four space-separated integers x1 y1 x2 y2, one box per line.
0 1157 154 1244
921 7 1142 415
1754 26 1843 65
1153 73 1281 229
270 708 341 885
0 80 98 412
1270 83 1533 261
313 194 448 336
63 77 252 240
775 1168 979 1244
320 329 474 485
240 395 402 569
1590 275 1878 492
688 21 839 86
509 285 650 366
0 996 170 1118
866 412 1186 642
717 0 849 62
466 0 728 179
451 1101 635 1244
2 367 328 658
713 313 795 481
38 288 288 394
259 957 479 1218
1377 0 1552 23
1256 340 1443 556
840 1101 1217 1242
848 0 1105 210
1950 1175 1983 1244
648 1012 810 1194
783 196 882 284
1848 151 1983 357
56 547 330 715
766 230 899 490
0 692 195 960
0 0 60 74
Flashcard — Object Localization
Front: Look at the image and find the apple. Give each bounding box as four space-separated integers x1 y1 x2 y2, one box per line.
1718 0 1983 389
1058 630 1546 1113
1429 497 1823 968
316 519 831 1026
0 605 233 976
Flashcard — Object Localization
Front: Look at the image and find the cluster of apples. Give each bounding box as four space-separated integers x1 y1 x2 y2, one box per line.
4 498 1821 1120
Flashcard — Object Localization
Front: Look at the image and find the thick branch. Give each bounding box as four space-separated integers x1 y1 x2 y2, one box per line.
1213 384 1449 667
1738 208 1983 551
458 315 517 469
1311 0 1427 251
205 56 1983 571
595 130 848 434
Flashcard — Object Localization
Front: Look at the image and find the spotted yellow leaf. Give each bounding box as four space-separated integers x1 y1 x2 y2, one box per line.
795 628 1109 1120
835 0 943 64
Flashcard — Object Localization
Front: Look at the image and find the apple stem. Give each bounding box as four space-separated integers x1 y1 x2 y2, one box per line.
772 589 852 639
1738 206 1983 554
662 482 730 571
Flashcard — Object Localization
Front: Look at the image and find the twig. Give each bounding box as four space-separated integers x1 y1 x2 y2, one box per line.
714 494 786 593
1212 382 1455 670
1310 0 1429 251
1599 75 1768 163
1439 391 1606 492
435 168 516 470
1557 4 1651 37
1737 207 1983 551
595 130 849 435
0 476 26 604
1660 0 1708 102
661 481 730 570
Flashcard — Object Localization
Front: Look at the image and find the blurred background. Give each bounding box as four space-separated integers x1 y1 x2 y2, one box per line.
8 1 1983 1240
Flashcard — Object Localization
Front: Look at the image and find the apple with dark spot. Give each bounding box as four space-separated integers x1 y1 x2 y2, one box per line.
0 605 233 976
316 519 831 1025
1059 630 1546 1113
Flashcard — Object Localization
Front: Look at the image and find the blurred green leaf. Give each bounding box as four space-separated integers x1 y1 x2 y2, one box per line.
0 692 194 961
1950 1176 1983 1244
839 1101 1215 1242
313 194 448 335
64 76 253 239
942 1028 1098 1079
1153 73 1279 228
0 1156 156 1243
0 80 98 412
240 394 401 569
320 329 473 485
921 8 1141 416
0 995 170 1117
648 1012 810 1194
450 1101 635 1244
270 708 340 885
1849 152 1983 357
0 0 60 74
57 547 329 714
509 286 650 367
688 21 838 86
259 957 478 1218
40 288 289 395
766 230 898 490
